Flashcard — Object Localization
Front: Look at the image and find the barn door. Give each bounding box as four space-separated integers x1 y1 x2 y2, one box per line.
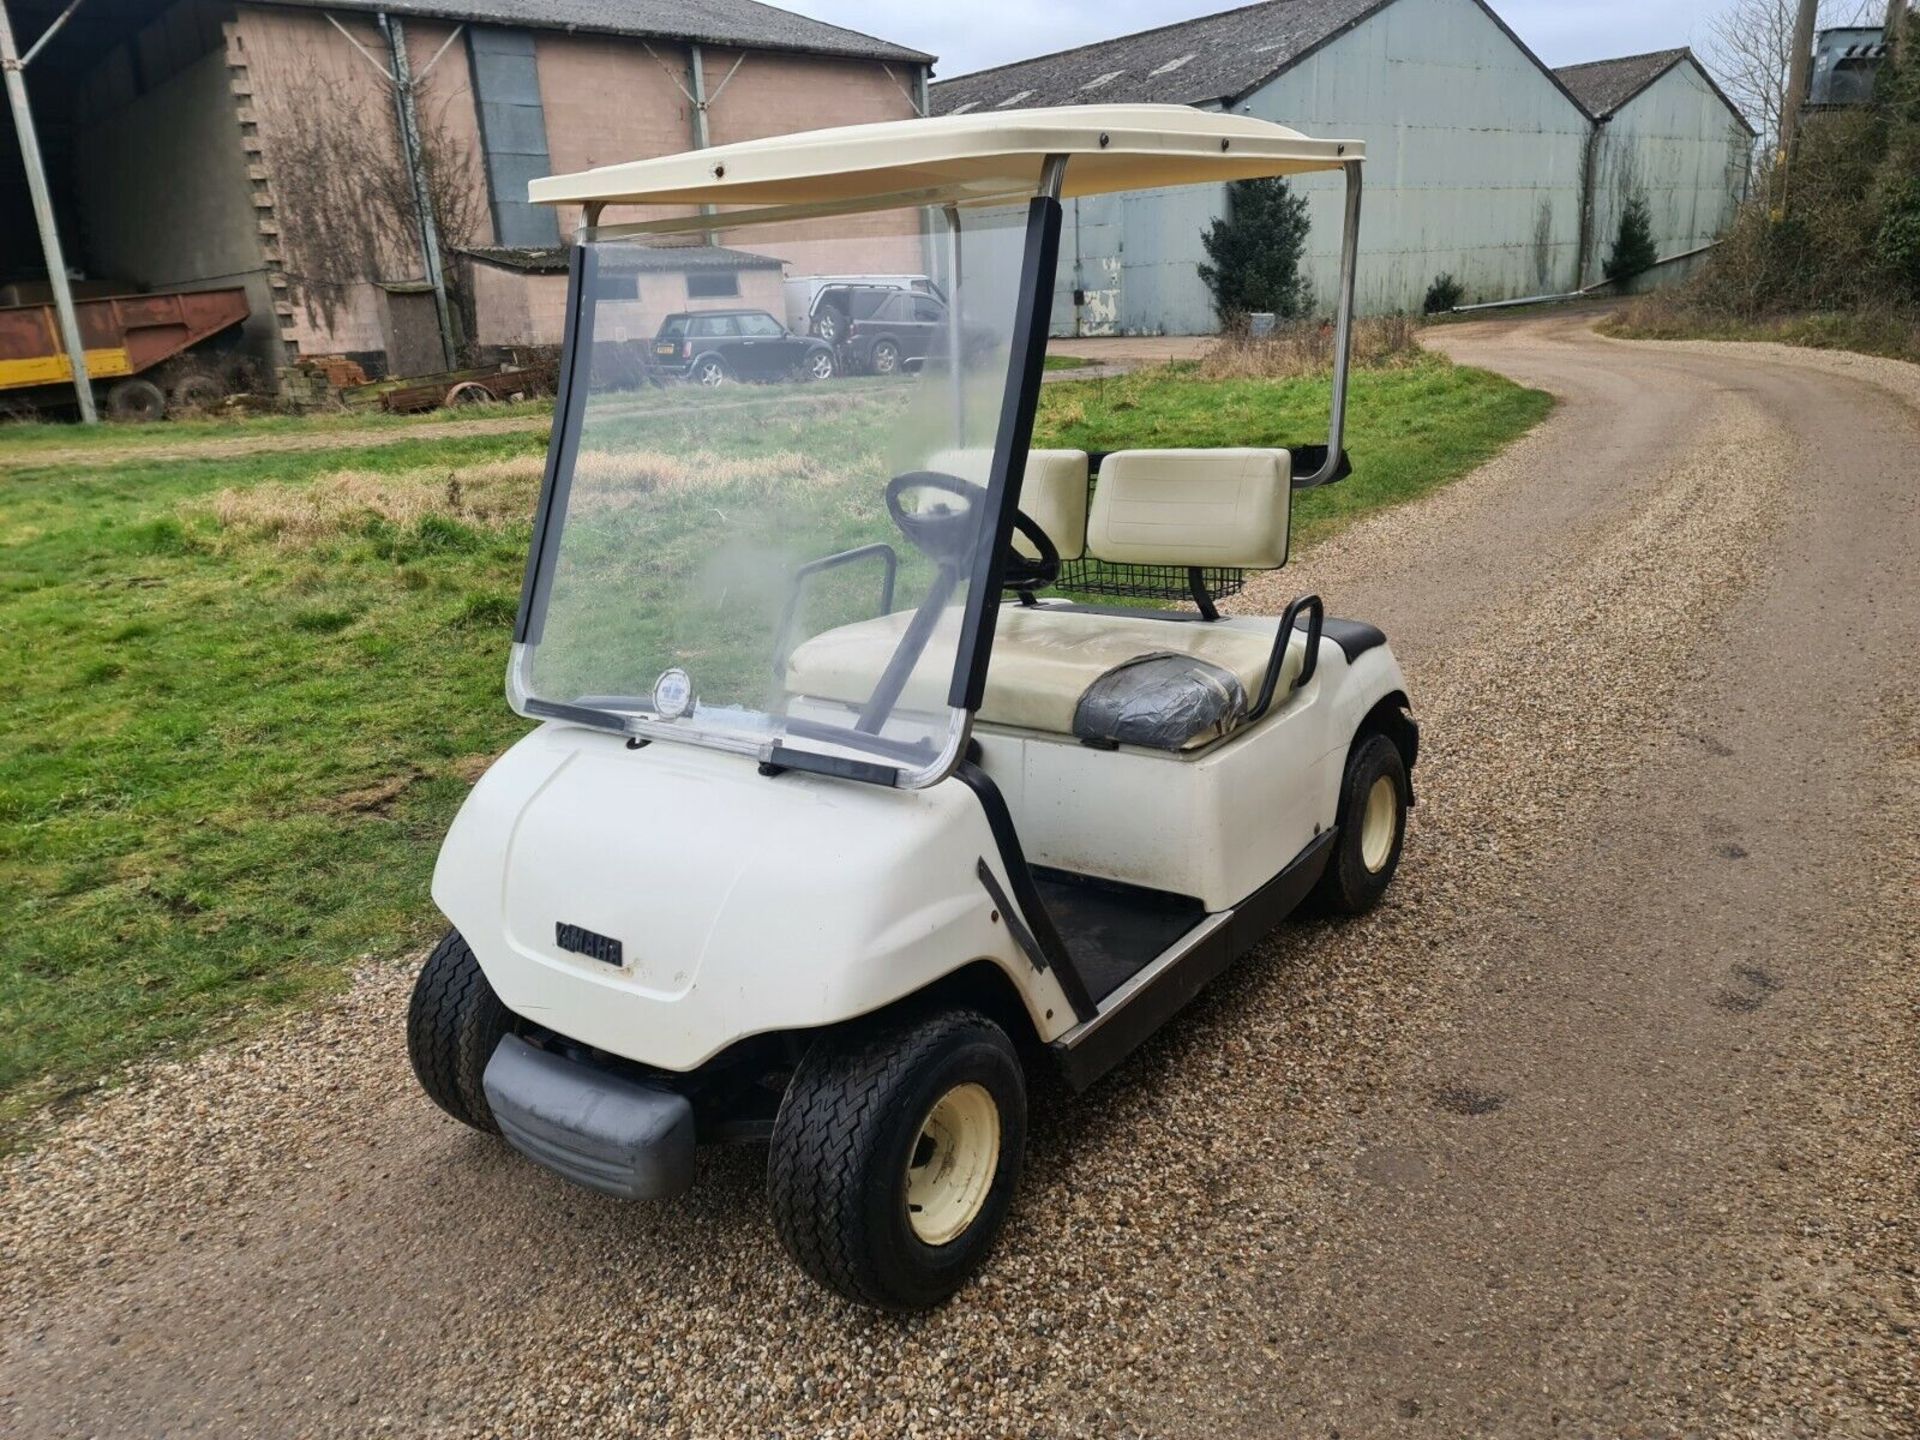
383 289 445 378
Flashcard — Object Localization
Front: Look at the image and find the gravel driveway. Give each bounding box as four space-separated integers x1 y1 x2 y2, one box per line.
3 313 1915 1438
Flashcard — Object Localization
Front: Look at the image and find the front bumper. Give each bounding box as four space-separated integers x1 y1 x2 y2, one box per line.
483 1034 696 1200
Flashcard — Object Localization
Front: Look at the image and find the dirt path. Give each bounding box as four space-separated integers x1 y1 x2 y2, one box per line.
3 315 1915 1438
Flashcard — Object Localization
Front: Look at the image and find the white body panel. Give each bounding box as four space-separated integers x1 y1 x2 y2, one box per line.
981 641 1406 909
433 729 1077 1071
434 635 1407 1070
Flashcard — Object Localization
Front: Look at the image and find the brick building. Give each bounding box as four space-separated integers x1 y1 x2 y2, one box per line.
4 0 930 386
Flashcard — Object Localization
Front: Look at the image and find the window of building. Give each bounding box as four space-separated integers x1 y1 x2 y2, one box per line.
686 271 741 299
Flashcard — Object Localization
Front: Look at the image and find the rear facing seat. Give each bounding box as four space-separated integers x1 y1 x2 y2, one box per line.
784 447 1305 751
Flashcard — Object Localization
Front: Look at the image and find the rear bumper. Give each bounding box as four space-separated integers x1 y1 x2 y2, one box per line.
483 1034 696 1200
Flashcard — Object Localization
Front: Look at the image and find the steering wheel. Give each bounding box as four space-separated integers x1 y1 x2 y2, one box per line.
884 471 1060 591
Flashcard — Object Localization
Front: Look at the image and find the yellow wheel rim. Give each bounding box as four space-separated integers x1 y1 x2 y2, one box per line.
1360 774 1398 872
905 1082 1000 1245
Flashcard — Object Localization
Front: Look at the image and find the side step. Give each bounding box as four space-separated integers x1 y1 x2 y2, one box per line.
1049 828 1336 1091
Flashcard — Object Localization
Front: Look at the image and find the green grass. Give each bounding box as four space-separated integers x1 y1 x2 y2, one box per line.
0 355 1547 1140
1042 354 1094 371
1037 355 1553 548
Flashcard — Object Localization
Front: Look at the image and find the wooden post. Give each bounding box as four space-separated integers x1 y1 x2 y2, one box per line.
1780 0 1819 160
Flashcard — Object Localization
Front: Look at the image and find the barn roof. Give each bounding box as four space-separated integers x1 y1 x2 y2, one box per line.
930 0 1585 118
267 0 932 63
461 242 785 274
1553 48 1689 117
1554 47 1754 133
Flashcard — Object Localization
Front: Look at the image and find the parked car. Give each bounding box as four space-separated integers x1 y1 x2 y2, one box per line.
783 274 944 345
843 289 960 375
651 309 835 385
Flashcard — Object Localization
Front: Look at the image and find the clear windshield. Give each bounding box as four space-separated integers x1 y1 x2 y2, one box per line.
510 205 1033 787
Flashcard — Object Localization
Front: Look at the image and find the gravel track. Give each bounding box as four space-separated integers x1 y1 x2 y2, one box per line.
2 314 1914 1437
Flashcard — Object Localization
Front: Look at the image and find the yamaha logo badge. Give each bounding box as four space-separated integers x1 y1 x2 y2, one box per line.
555 922 623 968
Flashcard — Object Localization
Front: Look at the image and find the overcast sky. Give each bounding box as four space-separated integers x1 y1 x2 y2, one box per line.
779 0 1743 81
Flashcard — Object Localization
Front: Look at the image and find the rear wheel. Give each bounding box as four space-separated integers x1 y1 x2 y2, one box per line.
691 355 729 387
1311 731 1409 916
870 339 902 375
168 368 225 413
104 377 166 422
768 1007 1025 1311
407 929 517 1132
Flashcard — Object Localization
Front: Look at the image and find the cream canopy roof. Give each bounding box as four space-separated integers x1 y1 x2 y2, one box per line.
528 105 1362 213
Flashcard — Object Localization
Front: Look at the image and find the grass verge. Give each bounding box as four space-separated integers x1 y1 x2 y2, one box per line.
0 355 1548 1142
1603 295 1920 366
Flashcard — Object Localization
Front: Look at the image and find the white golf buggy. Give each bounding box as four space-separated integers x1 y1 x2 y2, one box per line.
410 105 1417 1311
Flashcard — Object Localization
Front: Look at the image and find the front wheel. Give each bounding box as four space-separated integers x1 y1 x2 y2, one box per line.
407 929 517 1132
1310 731 1409 916
768 1007 1026 1311
803 348 836 381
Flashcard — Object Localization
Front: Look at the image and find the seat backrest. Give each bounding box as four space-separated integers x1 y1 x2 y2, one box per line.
1086 449 1291 569
928 448 1089 561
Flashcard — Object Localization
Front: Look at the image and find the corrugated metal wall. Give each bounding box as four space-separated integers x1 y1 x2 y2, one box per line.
1047 0 1745 335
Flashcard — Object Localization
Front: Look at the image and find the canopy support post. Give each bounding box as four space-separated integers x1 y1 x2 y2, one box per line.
1299 160 1361 489
944 204 964 443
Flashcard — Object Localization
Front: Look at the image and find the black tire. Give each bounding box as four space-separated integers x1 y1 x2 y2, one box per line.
690 354 729 387
1311 730 1409 916
769 1007 1026 1311
104 377 166 423
406 929 517 1132
870 338 902 375
169 368 226 412
802 347 836 381
813 307 844 345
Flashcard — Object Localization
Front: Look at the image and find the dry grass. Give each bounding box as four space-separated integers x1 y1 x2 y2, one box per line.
1606 291 1920 366
208 449 834 545
1196 314 1421 380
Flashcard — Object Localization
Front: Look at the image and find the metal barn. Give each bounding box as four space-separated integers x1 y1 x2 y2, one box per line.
1556 50 1755 291
933 0 1752 333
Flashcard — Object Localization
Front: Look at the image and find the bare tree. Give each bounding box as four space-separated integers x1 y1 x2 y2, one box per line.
1703 0 1883 155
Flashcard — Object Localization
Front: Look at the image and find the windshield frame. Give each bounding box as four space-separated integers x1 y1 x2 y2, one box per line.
507 174 1067 788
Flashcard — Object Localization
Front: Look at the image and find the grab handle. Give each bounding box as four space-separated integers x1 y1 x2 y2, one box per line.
1248 594 1323 721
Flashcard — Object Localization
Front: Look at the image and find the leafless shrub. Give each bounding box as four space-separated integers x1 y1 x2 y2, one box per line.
251 46 481 343
1197 314 1421 380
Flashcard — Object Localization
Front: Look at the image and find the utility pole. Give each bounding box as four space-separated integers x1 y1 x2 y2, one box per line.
380 13 457 370
0 0 97 422
1888 0 1909 60
1779 0 1819 162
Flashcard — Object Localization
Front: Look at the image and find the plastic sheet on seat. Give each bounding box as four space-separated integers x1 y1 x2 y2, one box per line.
1071 652 1249 752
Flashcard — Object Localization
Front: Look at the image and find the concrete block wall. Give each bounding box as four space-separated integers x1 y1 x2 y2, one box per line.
232 5 421 365
70 45 280 373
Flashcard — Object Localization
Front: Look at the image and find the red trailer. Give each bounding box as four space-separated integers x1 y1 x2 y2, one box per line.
0 286 253 420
